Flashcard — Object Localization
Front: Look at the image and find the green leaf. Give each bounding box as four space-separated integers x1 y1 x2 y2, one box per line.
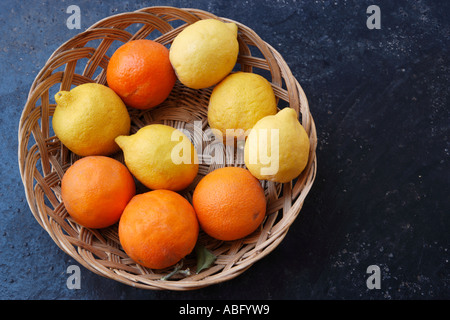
195 243 217 274
160 261 191 280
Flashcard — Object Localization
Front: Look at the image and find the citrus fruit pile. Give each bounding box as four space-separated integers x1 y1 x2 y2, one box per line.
53 19 310 271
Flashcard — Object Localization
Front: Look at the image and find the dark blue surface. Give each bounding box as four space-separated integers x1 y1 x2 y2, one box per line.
1 0 449 300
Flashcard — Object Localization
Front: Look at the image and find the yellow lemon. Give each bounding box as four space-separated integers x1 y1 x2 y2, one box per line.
169 19 239 89
244 108 310 183
52 83 130 156
115 124 198 191
208 72 277 139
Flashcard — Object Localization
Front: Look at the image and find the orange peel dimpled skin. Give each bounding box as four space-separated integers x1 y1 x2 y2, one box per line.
61 156 136 229
119 190 199 270
106 39 176 110
192 166 267 241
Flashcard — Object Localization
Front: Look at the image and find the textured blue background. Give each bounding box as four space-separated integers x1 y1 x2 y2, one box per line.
1 0 449 300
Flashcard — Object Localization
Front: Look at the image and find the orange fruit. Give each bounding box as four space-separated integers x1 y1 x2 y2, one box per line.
192 166 267 241
61 156 136 229
106 39 176 110
118 190 199 269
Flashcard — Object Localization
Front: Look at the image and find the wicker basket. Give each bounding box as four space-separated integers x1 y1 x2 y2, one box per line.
18 6 317 290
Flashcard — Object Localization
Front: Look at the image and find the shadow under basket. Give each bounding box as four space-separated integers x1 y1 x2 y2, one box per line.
18 6 318 290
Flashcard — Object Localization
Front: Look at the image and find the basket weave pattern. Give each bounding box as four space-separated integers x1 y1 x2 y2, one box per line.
18 6 317 290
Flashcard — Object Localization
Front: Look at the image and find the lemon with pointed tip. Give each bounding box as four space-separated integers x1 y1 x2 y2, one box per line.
115 124 198 191
169 19 239 89
52 83 130 156
244 108 310 183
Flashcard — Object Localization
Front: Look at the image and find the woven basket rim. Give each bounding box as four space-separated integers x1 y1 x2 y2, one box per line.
17 6 318 291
